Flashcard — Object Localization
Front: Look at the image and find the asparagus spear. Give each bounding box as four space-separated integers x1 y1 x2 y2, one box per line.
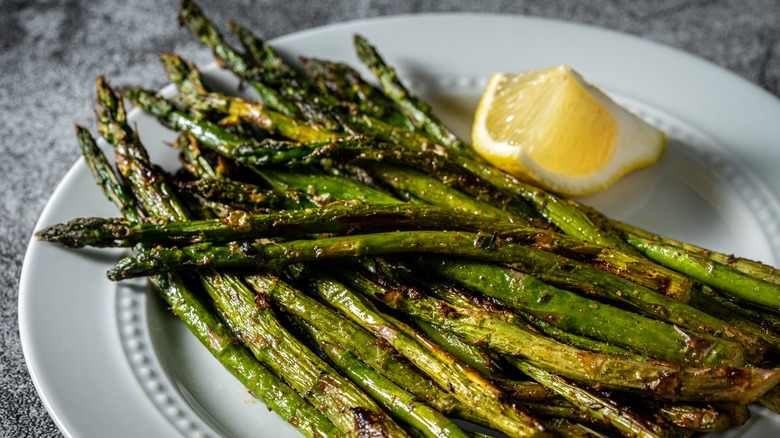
105 229 759 366
174 132 228 182
685 285 780 354
83 94 346 437
286 273 553 438
626 231 780 313
510 359 675 438
339 266 780 403
689 285 780 335
178 0 300 118
174 90 340 142
352 34 470 159
359 257 652 362
246 270 494 427
227 20 298 78
412 318 504 379
178 178 310 212
416 275 646 360
199 269 410 438
98 77 408 438
416 255 767 363
160 53 209 95
371 278 747 433
226 20 342 130
301 57 418 131
295 318 472 438
36 203 521 248
586 207 780 286
364 163 525 224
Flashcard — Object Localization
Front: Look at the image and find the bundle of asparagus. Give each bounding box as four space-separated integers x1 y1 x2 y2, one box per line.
37 1 780 436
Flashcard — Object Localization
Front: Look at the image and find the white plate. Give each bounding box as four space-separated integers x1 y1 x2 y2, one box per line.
19 13 780 438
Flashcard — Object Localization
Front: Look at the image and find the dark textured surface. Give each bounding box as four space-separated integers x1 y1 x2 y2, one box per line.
1 0 779 436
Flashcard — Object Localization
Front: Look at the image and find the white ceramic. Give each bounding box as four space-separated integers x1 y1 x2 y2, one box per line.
19 13 780 438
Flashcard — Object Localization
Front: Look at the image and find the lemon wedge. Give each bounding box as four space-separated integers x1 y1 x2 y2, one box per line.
472 64 665 196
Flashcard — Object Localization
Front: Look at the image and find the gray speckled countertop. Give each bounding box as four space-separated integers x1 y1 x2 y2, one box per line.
2 0 779 436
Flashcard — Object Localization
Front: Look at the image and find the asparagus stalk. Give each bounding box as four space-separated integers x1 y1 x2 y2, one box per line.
226 20 342 130
161 51 342 143
178 0 300 117
626 231 780 313
199 270 410 438
86 87 346 437
412 318 504 379
590 210 780 286
246 271 491 426
416 255 767 364
378 284 747 433
36 203 518 248
510 359 675 438
295 318 473 438
301 57 418 131
290 273 553 438
417 276 646 360
359 257 646 361
105 229 759 366
174 132 226 181
97 77 407 438
179 178 311 212
160 53 208 95
352 34 470 158
339 267 780 403
75 125 142 219
227 20 298 78
655 401 749 432
174 90 340 142
364 163 525 224
686 285 780 354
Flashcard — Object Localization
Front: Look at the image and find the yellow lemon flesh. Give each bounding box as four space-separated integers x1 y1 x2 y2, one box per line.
472 65 665 196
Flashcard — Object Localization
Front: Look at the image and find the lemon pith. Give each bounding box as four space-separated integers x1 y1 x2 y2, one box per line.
472 64 665 196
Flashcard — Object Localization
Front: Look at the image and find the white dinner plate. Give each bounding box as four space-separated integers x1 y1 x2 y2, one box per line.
19 13 780 438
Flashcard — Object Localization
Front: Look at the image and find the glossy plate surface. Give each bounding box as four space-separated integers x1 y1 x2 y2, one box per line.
20 13 780 437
